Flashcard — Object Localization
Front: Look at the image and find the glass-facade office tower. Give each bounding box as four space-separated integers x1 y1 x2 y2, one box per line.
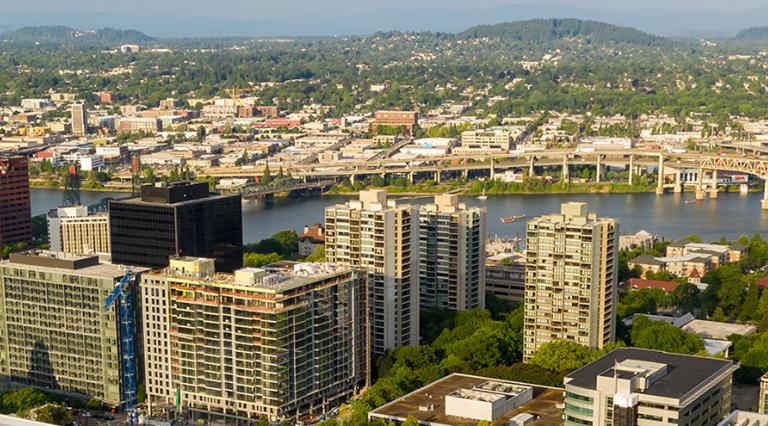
109 182 242 272
0 156 32 246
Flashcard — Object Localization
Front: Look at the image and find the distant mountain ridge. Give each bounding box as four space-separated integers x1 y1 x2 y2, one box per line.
0 26 155 46
733 26 768 41
458 18 670 46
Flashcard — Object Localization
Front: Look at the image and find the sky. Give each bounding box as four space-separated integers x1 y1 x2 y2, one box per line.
2 0 768 37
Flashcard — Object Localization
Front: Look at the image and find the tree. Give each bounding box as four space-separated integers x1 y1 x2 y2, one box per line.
671 283 701 314
26 403 72 426
402 416 420 426
759 290 768 321
262 161 272 185
528 340 600 373
272 230 299 256
630 315 704 355
305 245 326 262
0 388 49 414
243 252 282 267
143 167 157 184
740 283 760 322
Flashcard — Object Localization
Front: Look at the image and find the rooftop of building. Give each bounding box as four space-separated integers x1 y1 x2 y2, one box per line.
528 202 614 227
716 410 768 426
565 348 734 400
628 254 664 266
327 189 410 212
624 278 681 293
299 223 325 243
680 319 757 341
0 414 62 426
110 181 237 206
151 257 352 293
368 373 563 426
4 250 140 278
655 252 712 263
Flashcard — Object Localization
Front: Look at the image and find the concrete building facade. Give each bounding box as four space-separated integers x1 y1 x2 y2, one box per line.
141 258 368 424
47 205 110 255
564 348 737 426
523 202 618 360
0 251 145 405
71 103 88 136
485 255 526 303
418 194 486 310
325 190 419 355
454 130 513 154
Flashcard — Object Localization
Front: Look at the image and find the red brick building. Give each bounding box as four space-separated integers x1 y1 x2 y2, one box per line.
98 92 118 104
372 110 418 135
254 106 279 118
0 156 32 245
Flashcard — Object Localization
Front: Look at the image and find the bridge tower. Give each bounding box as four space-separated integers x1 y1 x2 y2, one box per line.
763 181 768 210
655 154 665 195
130 155 142 196
63 163 81 207
709 170 719 198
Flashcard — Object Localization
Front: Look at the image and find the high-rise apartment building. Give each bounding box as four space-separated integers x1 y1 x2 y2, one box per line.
48 205 110 255
71 103 88 136
564 348 736 426
325 190 419 355
141 258 368 424
523 202 618 361
418 194 486 310
0 156 32 246
0 251 146 405
109 182 242 272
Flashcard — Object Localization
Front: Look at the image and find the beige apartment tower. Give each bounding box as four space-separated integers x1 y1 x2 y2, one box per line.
71 103 88 136
325 190 419 355
523 202 618 361
0 251 144 405
141 258 368 424
48 205 111 255
419 194 486 310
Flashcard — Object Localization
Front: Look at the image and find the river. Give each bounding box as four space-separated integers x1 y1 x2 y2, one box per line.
30 188 768 244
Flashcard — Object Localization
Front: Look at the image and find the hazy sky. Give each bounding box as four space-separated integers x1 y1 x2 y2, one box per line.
2 0 768 37
4 0 768 17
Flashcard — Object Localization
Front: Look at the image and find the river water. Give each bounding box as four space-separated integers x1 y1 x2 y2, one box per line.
30 188 768 244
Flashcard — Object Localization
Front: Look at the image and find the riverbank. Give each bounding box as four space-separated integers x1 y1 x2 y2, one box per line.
328 181 659 196
29 179 133 193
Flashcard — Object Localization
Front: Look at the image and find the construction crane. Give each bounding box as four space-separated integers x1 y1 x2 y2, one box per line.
104 269 138 426
225 87 259 102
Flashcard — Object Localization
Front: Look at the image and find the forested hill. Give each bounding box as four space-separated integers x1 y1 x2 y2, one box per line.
734 26 768 42
0 26 155 46
458 18 671 46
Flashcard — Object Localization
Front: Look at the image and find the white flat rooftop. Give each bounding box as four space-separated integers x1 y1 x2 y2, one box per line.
682 319 757 341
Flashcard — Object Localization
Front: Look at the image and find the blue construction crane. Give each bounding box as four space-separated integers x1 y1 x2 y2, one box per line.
104 269 138 426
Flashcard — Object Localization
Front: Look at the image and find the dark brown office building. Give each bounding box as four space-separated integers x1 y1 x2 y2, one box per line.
0 156 32 246
109 182 242 272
